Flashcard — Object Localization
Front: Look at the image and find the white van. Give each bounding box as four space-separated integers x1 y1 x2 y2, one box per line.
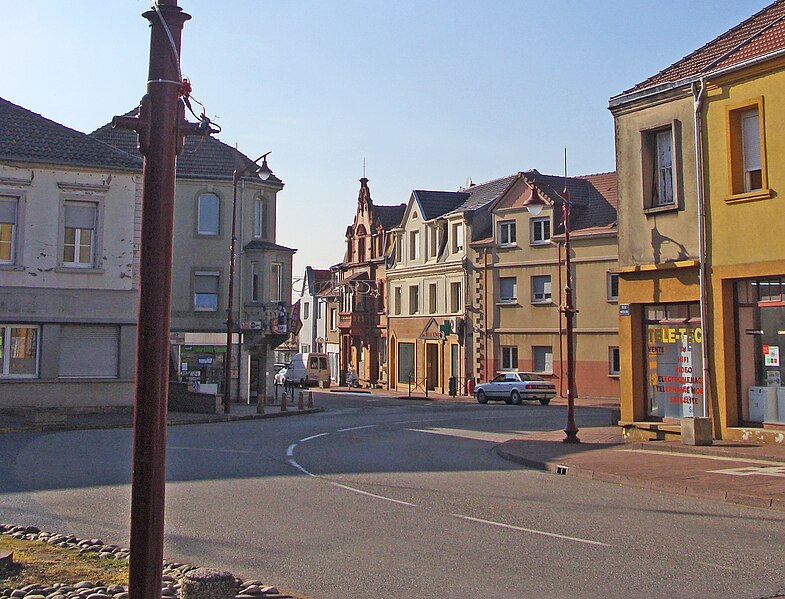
284 353 330 388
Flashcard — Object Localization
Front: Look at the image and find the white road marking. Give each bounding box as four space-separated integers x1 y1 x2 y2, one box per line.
406 427 530 443
287 458 316 477
620 448 784 466
338 424 378 432
707 465 785 477
452 514 611 547
300 432 329 443
327 482 418 507
286 444 297 457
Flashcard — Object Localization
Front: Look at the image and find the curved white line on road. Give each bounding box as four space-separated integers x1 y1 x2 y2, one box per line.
452 514 611 547
300 432 330 443
328 482 418 507
286 444 297 457
288 458 316 477
338 425 378 432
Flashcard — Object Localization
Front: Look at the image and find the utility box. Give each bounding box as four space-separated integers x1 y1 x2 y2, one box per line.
681 417 713 446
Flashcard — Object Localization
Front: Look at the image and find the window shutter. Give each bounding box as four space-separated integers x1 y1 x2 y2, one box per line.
59 325 119 378
742 111 761 171
194 273 219 293
64 203 96 229
0 199 16 223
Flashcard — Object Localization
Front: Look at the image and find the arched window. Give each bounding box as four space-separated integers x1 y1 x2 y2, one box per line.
197 192 220 235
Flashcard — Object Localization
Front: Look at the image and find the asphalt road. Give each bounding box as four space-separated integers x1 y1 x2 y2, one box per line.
2 393 784 599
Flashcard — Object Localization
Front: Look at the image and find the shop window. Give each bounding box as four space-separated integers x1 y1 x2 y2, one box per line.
0 324 39 378
641 122 681 210
530 217 550 245
0 197 18 264
499 221 516 246
501 346 518 371
644 302 703 419
532 346 552 373
499 277 517 303
728 99 768 198
197 192 220 235
531 275 552 303
735 278 785 423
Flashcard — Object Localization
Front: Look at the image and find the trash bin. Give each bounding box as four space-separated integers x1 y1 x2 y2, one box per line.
448 376 458 397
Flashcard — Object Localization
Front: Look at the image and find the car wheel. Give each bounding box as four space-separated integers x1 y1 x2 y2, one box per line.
504 395 513 405
476 390 488 404
511 390 522 405
539 397 551 406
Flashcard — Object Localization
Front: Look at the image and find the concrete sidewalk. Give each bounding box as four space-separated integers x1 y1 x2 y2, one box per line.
497 426 785 512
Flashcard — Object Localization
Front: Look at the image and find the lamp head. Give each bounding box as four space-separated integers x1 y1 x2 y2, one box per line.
258 152 272 181
523 182 546 216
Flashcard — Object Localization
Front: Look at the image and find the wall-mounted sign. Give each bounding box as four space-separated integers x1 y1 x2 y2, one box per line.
763 344 780 367
619 304 630 316
746 329 765 335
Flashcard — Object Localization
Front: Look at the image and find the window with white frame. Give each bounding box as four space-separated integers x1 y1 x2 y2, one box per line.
394 287 402 315
409 285 419 314
271 263 283 301
301 344 311 354
499 220 516 246
741 108 763 192
531 217 550 244
0 324 39 377
197 192 220 235
501 346 518 371
63 201 97 267
409 230 419 261
499 276 517 303
609 347 620 376
450 281 462 313
194 272 219 311
452 222 463 253
253 197 266 238
428 282 437 314
0 197 18 264
531 275 552 303
607 272 619 301
532 346 553 373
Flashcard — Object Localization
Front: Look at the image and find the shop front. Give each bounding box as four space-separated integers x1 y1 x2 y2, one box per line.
734 277 785 426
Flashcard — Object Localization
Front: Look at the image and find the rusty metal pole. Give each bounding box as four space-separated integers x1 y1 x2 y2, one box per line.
113 2 203 598
561 187 580 444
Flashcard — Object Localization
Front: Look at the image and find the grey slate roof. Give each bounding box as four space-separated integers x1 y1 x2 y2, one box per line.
243 240 296 253
453 174 519 214
374 203 406 230
412 190 469 221
91 108 282 185
0 97 142 171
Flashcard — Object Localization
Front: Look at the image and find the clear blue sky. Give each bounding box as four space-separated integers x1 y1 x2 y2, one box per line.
2 1 766 276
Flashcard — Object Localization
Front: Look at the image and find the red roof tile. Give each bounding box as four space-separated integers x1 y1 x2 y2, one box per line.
622 1 785 95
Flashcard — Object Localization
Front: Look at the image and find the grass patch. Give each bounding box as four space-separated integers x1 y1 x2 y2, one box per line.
0 537 128 589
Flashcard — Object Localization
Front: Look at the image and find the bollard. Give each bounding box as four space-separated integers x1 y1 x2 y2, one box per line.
256 396 265 414
281 391 288 412
308 390 314 409
298 391 304 410
181 568 235 599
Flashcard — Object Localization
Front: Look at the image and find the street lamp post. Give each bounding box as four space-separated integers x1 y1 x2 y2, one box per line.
224 152 272 414
523 181 580 443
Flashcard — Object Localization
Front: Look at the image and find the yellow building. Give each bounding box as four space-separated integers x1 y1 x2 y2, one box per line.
610 0 785 442
470 171 619 399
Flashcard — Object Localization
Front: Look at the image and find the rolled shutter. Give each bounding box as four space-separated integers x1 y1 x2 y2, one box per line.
59 325 119 378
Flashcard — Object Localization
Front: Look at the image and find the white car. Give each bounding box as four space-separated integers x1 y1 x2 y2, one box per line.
274 367 287 386
474 372 556 405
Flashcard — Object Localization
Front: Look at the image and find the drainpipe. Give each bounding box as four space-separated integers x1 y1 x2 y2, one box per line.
693 77 710 422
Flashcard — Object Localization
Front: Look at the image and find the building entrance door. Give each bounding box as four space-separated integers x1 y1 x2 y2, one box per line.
426 343 439 390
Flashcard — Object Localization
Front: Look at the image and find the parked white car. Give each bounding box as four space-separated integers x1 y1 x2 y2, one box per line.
274 366 287 386
474 372 556 405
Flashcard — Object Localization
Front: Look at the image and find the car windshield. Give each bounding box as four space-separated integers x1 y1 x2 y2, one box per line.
491 374 507 383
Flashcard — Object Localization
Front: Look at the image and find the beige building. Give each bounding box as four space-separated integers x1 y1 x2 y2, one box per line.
470 171 619 398
387 177 516 393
